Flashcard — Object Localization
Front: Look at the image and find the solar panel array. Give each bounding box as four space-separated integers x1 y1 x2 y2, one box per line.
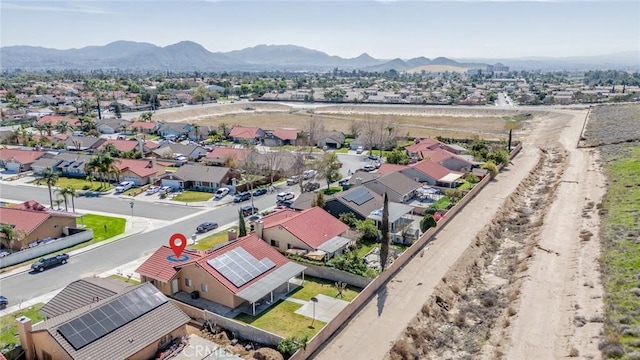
207 247 276 288
352 191 374 205
57 285 167 350
342 187 368 202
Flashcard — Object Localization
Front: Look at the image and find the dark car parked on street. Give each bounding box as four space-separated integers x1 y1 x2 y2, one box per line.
233 192 251 203
196 222 219 233
252 188 267 197
31 254 69 272
241 205 259 216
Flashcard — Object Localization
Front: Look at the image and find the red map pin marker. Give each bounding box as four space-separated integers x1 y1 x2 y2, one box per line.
169 233 187 258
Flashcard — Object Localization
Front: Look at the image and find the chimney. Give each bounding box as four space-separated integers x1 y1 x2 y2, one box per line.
228 229 237 241
355 177 362 186
17 316 35 360
254 220 264 239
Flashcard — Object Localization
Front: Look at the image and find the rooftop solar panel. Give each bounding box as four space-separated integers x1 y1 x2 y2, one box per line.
207 247 276 288
57 285 167 350
352 191 374 205
342 187 367 202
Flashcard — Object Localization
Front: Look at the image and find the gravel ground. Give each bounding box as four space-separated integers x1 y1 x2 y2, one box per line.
581 103 640 147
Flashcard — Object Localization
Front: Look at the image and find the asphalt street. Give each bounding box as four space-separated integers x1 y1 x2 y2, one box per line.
0 184 296 302
0 184 198 220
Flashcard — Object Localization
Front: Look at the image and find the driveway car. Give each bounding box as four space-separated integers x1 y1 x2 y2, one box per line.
363 164 376 172
241 205 259 216
276 191 295 202
196 222 219 233
356 146 364 154
31 254 69 272
302 182 320 192
338 177 351 186
303 169 317 180
146 186 160 195
115 181 135 193
252 188 267 197
233 192 251 203
368 154 379 161
159 186 173 195
214 188 230 199
0 250 10 258
286 175 300 185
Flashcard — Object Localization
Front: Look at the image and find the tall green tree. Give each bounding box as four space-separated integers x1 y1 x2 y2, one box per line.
420 214 437 233
315 191 325 208
40 167 59 209
317 152 342 189
380 192 390 271
56 120 71 134
238 209 247 237
0 223 24 252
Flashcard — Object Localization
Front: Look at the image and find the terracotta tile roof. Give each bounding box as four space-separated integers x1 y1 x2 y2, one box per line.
261 207 349 249
41 278 131 318
229 126 262 139
36 115 79 127
410 160 460 180
196 233 290 294
404 138 445 154
98 139 139 152
116 158 164 178
377 163 409 175
272 128 299 140
11 200 48 211
128 121 157 130
135 246 202 282
0 149 45 165
0 207 50 236
143 140 160 149
419 149 471 165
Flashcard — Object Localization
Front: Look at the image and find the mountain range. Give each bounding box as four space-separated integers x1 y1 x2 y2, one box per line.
1 41 637 72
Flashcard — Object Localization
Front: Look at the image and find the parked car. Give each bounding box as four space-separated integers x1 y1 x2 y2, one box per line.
214 188 230 199
31 254 69 272
252 188 267 197
159 186 173 195
241 205 259 216
278 200 295 209
286 176 300 186
356 146 364 154
233 192 251 203
115 181 135 193
302 182 320 192
0 296 7 310
0 250 9 258
196 222 219 233
247 214 262 223
363 164 376 172
276 192 295 202
338 177 351 186
302 169 317 180
368 154 379 161
146 186 160 195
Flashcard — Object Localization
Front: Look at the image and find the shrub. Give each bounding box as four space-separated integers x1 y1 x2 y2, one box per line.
82 185 91 190
339 212 359 228
356 219 379 242
482 161 499 178
463 173 480 184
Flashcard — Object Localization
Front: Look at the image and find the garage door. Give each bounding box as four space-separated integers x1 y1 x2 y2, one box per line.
123 176 140 186
161 179 183 189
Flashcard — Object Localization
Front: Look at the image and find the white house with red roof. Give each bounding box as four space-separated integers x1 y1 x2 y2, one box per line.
115 158 167 186
136 234 306 315
0 149 45 172
401 159 464 187
228 126 266 144
255 207 353 260
405 138 468 159
419 149 473 172
97 139 146 154
128 121 159 134
263 128 300 147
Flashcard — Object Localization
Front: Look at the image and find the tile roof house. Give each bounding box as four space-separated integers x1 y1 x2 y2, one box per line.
255 207 352 259
316 131 346 149
202 147 252 166
128 121 159 134
263 128 300 147
36 115 80 128
363 171 422 203
95 119 131 134
18 282 190 360
405 138 467 158
157 122 190 138
116 158 167 186
0 200 80 251
137 234 306 315
0 149 45 172
153 143 206 160
402 159 464 187
228 126 266 144
325 186 384 221
376 163 410 175
64 136 106 151
97 139 145 154
158 164 236 192
419 149 473 172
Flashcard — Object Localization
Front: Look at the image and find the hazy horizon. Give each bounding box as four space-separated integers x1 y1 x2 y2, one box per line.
1 0 639 59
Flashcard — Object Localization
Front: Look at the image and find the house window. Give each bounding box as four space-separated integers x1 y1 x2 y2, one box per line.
270 240 280 247
185 278 192 287
287 244 292 249
201 283 208 292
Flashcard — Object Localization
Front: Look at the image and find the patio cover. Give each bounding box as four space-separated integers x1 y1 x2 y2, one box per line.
438 173 463 183
235 262 306 304
367 202 414 224
317 236 352 254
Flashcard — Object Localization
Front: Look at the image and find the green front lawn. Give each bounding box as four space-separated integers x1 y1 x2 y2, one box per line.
333 147 350 153
189 226 238 250
1 303 45 350
33 177 114 192
290 275 360 302
234 300 325 339
431 196 451 210
82 214 126 241
172 191 214 202
322 187 343 195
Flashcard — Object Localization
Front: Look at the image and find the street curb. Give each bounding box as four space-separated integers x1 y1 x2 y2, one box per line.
0 222 149 281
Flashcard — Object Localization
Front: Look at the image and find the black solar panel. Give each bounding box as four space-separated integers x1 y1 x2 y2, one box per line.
343 187 368 202
208 247 276 288
57 285 167 350
352 192 374 205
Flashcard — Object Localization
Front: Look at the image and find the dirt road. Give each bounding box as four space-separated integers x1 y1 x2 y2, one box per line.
312 109 600 360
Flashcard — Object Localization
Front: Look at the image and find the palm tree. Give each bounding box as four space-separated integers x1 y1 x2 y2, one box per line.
57 186 77 212
34 123 46 136
56 120 71 135
43 122 54 136
191 123 201 141
0 223 24 253
53 198 64 210
40 167 59 209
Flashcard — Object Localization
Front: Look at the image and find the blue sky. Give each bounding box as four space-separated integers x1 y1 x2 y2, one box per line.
1 0 638 59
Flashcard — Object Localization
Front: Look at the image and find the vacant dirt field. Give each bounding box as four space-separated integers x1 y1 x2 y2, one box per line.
133 102 537 140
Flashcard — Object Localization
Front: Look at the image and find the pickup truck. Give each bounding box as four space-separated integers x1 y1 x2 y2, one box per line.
31 254 69 272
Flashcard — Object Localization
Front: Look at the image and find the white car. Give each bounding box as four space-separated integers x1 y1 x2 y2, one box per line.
115 181 135 193
276 192 295 202
146 186 160 195
214 188 230 199
303 169 317 180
